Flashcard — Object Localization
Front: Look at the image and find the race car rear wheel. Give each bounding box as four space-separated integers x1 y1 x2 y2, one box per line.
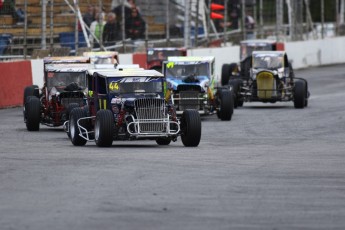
180 109 201 147
221 64 231 86
294 80 306 109
218 89 234 121
229 79 243 108
25 96 40 131
69 108 87 146
95 110 114 147
156 138 171 145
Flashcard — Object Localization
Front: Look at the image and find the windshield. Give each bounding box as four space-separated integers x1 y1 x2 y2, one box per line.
164 62 209 79
91 57 114 64
252 54 284 69
240 43 273 60
46 72 87 90
108 80 163 94
147 50 185 62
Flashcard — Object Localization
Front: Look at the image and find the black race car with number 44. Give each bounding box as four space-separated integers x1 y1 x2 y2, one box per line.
68 68 202 147
228 51 309 108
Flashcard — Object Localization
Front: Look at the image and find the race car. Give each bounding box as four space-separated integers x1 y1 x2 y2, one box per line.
221 39 285 107
162 56 234 120
146 47 187 72
23 56 91 131
231 51 309 108
67 68 202 147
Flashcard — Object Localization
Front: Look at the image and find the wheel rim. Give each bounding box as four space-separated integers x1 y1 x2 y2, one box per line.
95 119 100 141
70 117 75 139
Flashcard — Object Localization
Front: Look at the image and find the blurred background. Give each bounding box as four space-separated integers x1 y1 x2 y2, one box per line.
0 0 344 60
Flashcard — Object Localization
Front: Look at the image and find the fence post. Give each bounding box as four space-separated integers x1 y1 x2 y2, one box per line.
276 0 283 41
74 0 79 54
50 0 54 54
321 0 324 39
184 0 190 48
24 0 28 59
41 0 47 49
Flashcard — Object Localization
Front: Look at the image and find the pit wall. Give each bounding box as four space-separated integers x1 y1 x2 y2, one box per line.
1 36 345 108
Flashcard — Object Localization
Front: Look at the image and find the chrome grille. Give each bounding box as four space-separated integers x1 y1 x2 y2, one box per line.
179 91 200 111
134 98 166 132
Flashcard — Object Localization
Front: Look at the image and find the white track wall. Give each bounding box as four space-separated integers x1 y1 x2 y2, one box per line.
30 36 345 87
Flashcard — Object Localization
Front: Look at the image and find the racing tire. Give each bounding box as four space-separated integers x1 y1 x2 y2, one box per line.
218 90 234 121
25 96 41 131
304 83 309 107
23 85 39 121
69 108 87 146
294 80 306 109
23 85 39 106
66 103 80 120
156 138 171 145
229 79 243 108
66 103 81 138
180 109 201 147
221 64 231 86
95 110 114 147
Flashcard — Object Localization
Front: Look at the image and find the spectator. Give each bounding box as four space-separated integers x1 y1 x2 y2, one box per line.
82 5 95 28
125 7 145 40
102 12 121 47
112 0 140 20
245 11 255 39
89 12 106 48
0 0 27 24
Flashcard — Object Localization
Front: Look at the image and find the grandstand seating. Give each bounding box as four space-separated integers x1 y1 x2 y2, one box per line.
0 0 170 57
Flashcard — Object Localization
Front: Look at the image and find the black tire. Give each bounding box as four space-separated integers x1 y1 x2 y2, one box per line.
294 80 306 109
229 79 243 108
69 108 88 146
156 138 171 145
221 64 231 86
25 96 41 131
304 82 309 107
237 99 244 107
23 85 39 106
95 110 114 147
23 85 39 121
218 90 234 121
180 110 201 147
66 103 80 119
66 103 81 138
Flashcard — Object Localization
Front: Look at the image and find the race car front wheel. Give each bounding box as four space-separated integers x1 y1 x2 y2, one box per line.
69 108 87 146
218 90 234 121
25 96 40 131
294 80 306 109
23 85 39 122
180 109 201 147
95 110 114 147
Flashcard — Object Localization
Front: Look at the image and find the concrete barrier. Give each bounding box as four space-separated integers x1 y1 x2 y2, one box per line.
0 61 32 108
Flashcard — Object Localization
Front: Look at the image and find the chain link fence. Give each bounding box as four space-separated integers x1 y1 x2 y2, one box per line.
0 0 344 59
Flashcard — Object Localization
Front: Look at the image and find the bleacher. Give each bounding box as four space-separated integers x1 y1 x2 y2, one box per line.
0 0 173 57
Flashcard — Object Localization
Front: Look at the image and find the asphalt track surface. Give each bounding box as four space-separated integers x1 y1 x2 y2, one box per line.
1 64 345 230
